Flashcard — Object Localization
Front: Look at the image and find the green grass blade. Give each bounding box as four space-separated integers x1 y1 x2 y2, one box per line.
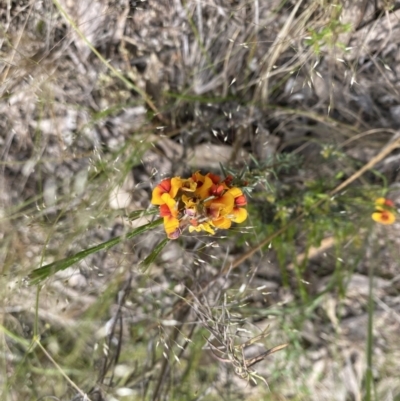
127 208 159 220
365 255 375 401
0 325 31 349
141 237 169 271
29 218 163 284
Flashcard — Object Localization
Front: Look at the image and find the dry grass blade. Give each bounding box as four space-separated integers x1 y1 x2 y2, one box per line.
51 0 163 120
245 343 289 368
256 0 306 102
98 273 132 385
192 291 285 385
0 2 34 85
329 133 400 196
35 339 92 401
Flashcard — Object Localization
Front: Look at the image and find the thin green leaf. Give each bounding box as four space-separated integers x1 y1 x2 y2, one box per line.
165 91 235 103
365 246 375 401
141 237 169 271
127 208 159 220
29 218 163 285
0 325 31 349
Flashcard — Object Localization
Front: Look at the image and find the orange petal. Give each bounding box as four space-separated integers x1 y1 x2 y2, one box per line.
212 217 232 229
208 192 234 216
231 207 248 223
160 204 171 217
372 211 395 225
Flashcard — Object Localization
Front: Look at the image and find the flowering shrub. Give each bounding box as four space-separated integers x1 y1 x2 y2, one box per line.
151 172 248 239
371 197 396 225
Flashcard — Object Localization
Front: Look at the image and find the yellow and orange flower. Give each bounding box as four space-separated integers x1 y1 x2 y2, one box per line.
151 177 182 205
374 197 394 210
227 187 248 224
159 202 180 239
371 197 396 225
151 172 248 239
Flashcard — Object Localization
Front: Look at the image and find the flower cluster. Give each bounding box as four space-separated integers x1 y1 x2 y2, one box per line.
151 172 248 239
372 197 396 225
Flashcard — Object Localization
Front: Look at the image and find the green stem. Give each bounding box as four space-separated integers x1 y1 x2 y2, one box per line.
365 256 374 401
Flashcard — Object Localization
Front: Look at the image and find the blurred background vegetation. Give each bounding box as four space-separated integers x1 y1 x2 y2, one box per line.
1 0 400 400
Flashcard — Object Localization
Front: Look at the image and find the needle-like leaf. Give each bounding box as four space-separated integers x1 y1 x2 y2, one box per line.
29 217 163 284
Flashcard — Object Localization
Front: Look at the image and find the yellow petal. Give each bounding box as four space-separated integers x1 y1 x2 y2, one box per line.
199 223 215 235
161 193 177 210
192 171 205 182
189 222 215 235
374 197 386 211
196 176 213 200
208 192 234 216
168 229 181 239
182 194 198 208
181 178 197 192
189 225 199 233
372 211 396 225
227 187 243 198
170 177 183 198
212 217 232 229
230 207 248 223
151 186 166 205
163 216 180 234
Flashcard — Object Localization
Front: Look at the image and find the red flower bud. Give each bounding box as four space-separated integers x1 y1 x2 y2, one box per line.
211 184 225 197
224 175 233 186
235 195 247 207
207 173 221 184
